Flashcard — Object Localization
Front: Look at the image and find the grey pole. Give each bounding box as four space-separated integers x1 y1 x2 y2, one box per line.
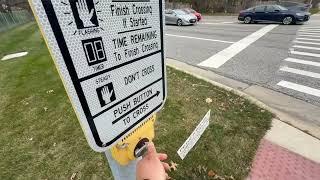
104 151 140 180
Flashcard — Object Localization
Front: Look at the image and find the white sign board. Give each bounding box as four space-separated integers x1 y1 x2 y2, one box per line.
177 110 210 160
29 0 166 152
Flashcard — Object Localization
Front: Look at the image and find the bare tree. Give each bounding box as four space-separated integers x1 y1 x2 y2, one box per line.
0 0 31 12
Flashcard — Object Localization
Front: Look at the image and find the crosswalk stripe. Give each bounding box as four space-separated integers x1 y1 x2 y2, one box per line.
294 40 320 46
284 58 320 67
301 27 320 29
280 66 320 79
298 32 320 35
300 27 320 30
290 50 320 57
293 45 320 51
299 30 320 33
298 34 320 38
277 80 320 97
296 37 320 41
198 25 278 68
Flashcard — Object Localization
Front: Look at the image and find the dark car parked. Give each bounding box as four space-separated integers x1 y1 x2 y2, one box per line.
238 5 310 25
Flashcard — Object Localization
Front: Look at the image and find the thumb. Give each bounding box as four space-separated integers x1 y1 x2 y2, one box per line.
146 142 157 158
89 9 94 17
108 90 114 97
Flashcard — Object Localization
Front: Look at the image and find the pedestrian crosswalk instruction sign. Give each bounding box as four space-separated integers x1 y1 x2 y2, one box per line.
29 0 166 152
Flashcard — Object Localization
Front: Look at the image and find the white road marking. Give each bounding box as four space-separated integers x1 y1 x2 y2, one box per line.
221 22 235 24
294 40 320 46
280 66 320 79
201 19 227 22
198 22 255 26
201 21 235 24
198 25 278 68
1 52 28 61
165 34 235 44
299 29 320 33
296 37 320 41
284 58 320 67
300 27 320 30
298 32 320 35
277 80 320 97
290 50 320 58
293 45 320 51
298 34 320 38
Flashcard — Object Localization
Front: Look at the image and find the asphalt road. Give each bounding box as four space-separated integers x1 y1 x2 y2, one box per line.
165 15 320 107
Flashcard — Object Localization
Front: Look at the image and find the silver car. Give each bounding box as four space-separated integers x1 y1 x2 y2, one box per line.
165 9 197 26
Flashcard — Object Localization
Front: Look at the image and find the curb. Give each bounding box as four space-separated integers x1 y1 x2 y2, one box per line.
166 58 320 140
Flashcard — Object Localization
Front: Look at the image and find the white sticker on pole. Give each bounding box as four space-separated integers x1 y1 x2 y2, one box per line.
177 110 210 160
28 0 166 152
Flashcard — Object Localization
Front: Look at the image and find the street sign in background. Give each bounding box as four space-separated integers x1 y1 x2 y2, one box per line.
29 0 166 152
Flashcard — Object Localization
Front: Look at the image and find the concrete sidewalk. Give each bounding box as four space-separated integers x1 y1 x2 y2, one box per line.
166 58 320 179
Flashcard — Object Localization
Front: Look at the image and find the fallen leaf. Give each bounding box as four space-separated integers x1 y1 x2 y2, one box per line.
46 89 54 94
226 175 235 180
53 142 56 147
208 170 216 177
170 161 178 171
29 137 33 141
216 175 225 180
205 98 213 104
70 172 77 180
22 100 29 105
202 166 207 172
43 107 48 112
197 165 202 173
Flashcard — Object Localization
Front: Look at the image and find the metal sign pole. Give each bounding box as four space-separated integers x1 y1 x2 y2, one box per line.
105 151 139 180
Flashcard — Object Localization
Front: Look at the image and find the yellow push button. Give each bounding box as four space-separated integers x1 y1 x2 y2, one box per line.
110 115 156 165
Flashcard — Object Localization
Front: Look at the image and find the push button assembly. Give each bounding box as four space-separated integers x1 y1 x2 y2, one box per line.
110 115 156 165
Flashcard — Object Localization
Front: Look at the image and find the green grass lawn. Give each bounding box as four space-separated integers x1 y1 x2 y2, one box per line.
0 22 272 179
310 8 320 15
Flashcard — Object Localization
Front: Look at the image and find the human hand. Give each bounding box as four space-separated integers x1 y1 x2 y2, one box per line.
136 142 170 180
101 86 113 105
76 0 94 27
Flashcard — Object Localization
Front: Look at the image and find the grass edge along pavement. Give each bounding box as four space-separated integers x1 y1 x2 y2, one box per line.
0 22 273 179
310 8 320 15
